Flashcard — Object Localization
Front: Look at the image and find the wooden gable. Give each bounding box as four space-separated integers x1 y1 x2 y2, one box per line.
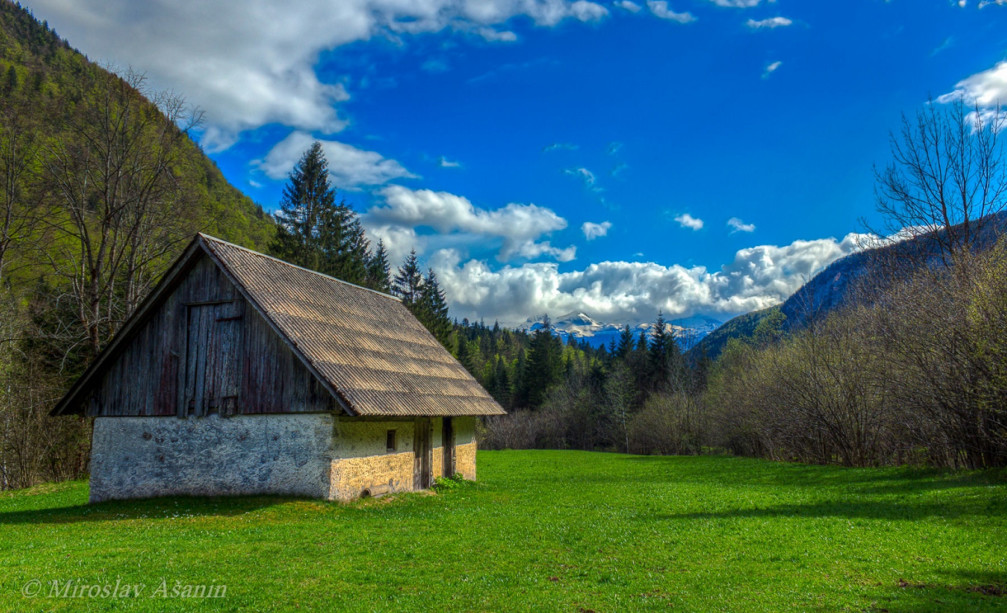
83 253 335 417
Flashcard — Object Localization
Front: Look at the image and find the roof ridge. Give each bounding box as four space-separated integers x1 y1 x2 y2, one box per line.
197 233 401 302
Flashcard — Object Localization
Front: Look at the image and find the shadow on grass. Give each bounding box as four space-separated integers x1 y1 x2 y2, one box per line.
614 455 1007 492
865 569 1007 611
649 496 1001 521
0 495 293 525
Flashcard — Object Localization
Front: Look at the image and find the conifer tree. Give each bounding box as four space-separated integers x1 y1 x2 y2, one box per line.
493 355 512 408
271 141 369 284
316 200 370 284
615 324 634 360
417 268 452 349
366 239 391 292
522 315 564 408
393 250 423 307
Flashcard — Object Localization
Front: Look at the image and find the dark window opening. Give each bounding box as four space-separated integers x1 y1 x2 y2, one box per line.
386 429 397 453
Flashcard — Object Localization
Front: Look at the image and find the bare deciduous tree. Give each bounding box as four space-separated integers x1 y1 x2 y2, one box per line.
41 68 203 354
874 98 1007 264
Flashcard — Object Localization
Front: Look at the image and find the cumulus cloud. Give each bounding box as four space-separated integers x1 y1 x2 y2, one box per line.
727 217 756 233
30 0 609 149
582 221 612 240
746 16 793 29
430 232 871 325
616 1 643 12
674 213 704 230
364 185 575 263
939 60 1007 109
647 1 696 22
938 60 1007 128
762 60 782 79
256 131 414 188
438 156 462 168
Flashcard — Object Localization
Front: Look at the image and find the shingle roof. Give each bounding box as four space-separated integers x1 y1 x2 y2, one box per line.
52 234 505 417
200 235 504 417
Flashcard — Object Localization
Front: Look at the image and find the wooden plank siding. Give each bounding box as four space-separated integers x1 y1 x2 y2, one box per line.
85 254 334 418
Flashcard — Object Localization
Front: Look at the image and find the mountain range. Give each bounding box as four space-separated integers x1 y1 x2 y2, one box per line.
518 312 723 350
688 212 1007 361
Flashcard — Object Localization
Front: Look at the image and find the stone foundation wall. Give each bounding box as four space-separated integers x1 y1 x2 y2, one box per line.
329 418 417 501
90 414 482 504
455 441 477 480
89 414 333 503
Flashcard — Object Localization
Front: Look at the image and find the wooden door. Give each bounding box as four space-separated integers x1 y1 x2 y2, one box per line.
413 418 432 490
182 300 243 417
442 417 456 478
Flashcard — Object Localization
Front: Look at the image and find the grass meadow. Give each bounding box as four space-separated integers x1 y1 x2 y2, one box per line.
1 450 1004 612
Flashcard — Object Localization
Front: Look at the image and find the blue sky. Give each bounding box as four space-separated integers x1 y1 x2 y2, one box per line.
27 0 1007 325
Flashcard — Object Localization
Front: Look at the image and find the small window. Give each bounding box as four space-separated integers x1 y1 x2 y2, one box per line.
386 430 397 453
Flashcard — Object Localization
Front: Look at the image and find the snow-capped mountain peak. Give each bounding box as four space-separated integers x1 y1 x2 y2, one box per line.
518 312 723 350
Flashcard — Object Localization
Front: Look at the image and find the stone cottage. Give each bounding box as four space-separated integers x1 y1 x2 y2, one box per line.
51 234 505 503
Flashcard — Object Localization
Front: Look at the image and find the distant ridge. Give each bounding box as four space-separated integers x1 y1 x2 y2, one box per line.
688 212 1007 362
519 312 723 350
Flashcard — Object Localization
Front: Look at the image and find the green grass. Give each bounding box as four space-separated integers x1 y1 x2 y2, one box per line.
1 451 1005 612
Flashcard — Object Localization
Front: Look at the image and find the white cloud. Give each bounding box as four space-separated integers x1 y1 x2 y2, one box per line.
979 0 1007 7
478 28 519 42
430 232 872 325
938 60 1007 129
939 60 1007 109
674 213 704 230
762 60 782 79
727 217 756 233
570 0 610 21
256 131 414 189
582 221 612 240
647 1 696 22
707 0 762 6
746 16 792 29
364 185 574 263
29 0 610 149
438 156 462 168
616 1 643 12
544 142 579 152
565 167 597 186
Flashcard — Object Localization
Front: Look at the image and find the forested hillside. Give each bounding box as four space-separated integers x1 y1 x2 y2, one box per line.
0 1 275 489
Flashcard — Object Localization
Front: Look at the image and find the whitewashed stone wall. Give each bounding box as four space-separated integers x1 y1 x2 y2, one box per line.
89 414 334 503
89 414 481 503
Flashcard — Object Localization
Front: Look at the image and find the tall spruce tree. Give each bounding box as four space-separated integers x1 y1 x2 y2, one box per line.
393 250 423 307
417 268 452 350
316 200 370 285
616 324 634 360
271 141 369 284
366 239 391 292
522 315 564 408
493 355 512 409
